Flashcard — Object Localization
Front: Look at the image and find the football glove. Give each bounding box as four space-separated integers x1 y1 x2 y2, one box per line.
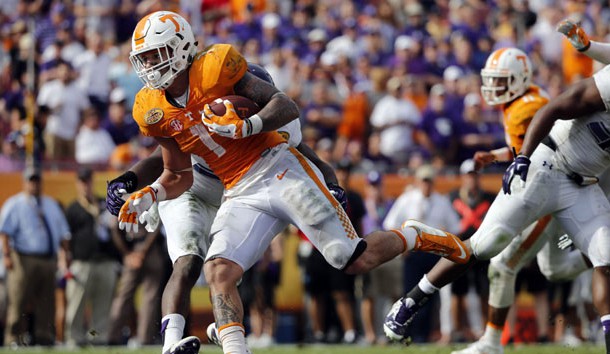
557 19 591 52
139 201 161 232
202 100 262 139
327 183 348 211
118 184 165 233
502 154 531 195
106 171 138 216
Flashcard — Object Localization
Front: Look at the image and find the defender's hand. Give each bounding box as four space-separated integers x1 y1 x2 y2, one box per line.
106 171 138 216
502 155 531 195
202 100 261 139
473 151 496 171
118 185 163 233
327 183 348 211
557 19 591 52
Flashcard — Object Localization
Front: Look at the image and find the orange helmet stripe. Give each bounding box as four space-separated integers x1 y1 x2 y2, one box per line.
488 48 508 69
133 13 153 47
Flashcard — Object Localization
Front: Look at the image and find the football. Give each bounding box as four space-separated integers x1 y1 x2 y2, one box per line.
207 95 260 119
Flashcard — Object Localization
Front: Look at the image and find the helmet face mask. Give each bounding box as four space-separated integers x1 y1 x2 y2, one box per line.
480 48 532 106
130 11 196 90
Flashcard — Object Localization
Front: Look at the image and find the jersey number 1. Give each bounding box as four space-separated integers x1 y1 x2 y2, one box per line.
190 125 226 157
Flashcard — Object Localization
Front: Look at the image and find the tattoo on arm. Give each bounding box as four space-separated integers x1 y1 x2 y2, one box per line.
234 72 300 131
234 72 278 104
211 294 243 327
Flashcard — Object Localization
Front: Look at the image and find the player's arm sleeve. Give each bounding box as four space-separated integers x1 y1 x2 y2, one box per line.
584 41 610 65
593 65 610 111
131 91 163 137
210 44 248 88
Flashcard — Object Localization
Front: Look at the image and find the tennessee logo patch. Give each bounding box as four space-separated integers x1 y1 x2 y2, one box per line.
144 108 164 125
170 119 183 132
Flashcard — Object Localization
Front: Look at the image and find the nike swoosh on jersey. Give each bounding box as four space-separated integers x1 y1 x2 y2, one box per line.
276 168 289 180
454 237 467 260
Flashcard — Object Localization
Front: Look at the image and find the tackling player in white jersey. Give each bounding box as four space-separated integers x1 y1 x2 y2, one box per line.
450 48 592 354
384 38 610 354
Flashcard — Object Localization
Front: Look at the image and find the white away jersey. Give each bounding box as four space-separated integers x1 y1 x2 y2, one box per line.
546 67 610 177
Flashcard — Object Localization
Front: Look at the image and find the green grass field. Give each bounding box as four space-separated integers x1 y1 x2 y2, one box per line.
0 344 602 354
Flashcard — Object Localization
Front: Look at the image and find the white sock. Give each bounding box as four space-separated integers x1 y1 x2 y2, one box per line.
394 227 418 251
481 323 503 346
418 275 439 295
161 314 185 354
219 323 248 354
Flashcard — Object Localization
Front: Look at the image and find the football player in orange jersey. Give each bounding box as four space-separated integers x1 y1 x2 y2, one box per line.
385 48 592 350
106 63 346 354
118 11 469 354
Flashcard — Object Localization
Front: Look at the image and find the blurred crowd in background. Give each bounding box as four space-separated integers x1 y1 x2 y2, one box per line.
1 0 607 175
0 0 608 350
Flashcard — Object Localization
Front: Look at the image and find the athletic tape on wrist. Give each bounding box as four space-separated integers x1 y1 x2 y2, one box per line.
150 182 167 202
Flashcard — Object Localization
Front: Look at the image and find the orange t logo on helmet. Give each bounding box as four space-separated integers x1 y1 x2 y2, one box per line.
159 13 181 32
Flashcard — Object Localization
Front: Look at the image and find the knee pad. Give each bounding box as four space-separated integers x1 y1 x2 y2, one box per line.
321 241 357 270
584 226 610 267
488 261 517 308
471 225 515 260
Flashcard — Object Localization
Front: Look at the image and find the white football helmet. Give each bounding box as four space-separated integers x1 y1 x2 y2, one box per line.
480 47 532 106
129 11 197 89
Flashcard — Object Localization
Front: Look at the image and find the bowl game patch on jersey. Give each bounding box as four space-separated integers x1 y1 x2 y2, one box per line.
145 108 164 124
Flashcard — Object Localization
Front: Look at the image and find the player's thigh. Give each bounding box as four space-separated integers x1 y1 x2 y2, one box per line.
470 189 544 260
271 150 361 270
491 216 559 273
207 199 288 272
555 183 610 267
159 190 218 264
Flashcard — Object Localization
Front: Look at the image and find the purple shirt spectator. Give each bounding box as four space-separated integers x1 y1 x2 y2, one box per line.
417 84 459 163
302 81 342 140
454 93 504 163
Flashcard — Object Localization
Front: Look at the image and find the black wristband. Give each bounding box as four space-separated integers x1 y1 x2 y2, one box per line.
578 41 591 52
112 171 139 193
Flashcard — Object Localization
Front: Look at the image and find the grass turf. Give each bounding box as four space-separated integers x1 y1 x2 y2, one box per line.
0 344 602 354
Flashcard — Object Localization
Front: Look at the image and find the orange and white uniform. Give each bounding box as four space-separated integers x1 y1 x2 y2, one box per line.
133 44 360 271
501 85 549 153
157 120 302 265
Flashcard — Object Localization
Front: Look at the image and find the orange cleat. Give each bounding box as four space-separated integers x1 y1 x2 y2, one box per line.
402 220 471 264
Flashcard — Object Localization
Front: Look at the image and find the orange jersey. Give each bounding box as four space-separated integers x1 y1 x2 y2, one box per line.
132 44 285 188
502 85 549 152
562 38 593 84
